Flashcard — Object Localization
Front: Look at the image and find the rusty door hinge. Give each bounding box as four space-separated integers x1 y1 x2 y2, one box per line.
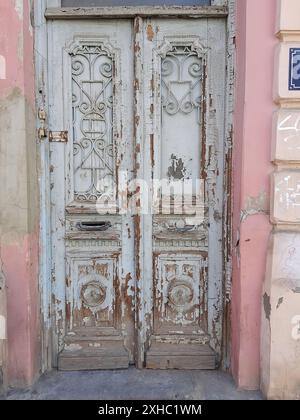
37 108 68 143
49 131 68 143
38 108 48 140
38 127 48 139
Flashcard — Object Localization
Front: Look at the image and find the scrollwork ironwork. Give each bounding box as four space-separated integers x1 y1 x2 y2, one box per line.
161 44 204 124
70 42 115 202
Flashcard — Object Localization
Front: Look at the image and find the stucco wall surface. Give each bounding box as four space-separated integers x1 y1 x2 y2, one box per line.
0 0 39 387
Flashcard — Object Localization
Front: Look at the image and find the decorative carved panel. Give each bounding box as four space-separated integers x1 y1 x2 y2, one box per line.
66 256 119 331
154 254 208 335
81 281 107 307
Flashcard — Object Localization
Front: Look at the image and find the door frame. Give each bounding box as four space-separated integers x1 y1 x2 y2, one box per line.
35 0 235 372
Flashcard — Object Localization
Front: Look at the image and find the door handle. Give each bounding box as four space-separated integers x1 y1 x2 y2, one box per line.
76 221 112 232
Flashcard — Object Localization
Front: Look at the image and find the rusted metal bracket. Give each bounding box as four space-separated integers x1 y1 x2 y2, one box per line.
49 131 68 143
38 127 48 139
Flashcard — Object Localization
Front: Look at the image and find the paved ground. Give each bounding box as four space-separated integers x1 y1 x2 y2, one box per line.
0 368 263 400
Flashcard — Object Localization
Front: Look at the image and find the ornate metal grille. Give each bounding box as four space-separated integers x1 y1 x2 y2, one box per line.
159 41 206 183
161 44 203 124
70 42 115 201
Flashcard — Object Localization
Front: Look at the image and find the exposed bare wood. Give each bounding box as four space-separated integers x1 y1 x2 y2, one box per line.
58 347 129 370
133 16 145 369
146 343 216 370
220 0 235 370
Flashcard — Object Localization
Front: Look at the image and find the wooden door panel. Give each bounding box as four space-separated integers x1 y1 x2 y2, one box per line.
139 18 226 368
153 254 208 337
66 255 119 330
49 20 135 369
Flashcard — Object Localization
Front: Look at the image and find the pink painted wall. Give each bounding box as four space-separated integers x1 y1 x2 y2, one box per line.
0 0 39 387
232 0 276 389
0 1 35 104
1 237 39 386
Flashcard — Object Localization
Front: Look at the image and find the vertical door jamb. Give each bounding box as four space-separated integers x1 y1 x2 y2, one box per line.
133 16 146 368
35 0 57 373
132 2 234 368
220 0 234 369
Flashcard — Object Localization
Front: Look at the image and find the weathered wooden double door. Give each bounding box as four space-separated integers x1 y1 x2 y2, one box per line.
49 17 226 370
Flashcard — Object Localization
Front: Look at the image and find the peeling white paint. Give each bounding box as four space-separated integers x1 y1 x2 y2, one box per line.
89 343 102 348
14 0 23 20
0 55 6 80
241 191 269 222
0 315 6 340
17 33 24 61
64 343 82 352
28 0 33 36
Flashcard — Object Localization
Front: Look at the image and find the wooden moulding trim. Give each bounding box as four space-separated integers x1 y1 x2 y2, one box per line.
45 5 228 19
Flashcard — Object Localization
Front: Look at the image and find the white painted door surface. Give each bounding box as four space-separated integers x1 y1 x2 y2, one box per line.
49 20 135 370
49 17 226 370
